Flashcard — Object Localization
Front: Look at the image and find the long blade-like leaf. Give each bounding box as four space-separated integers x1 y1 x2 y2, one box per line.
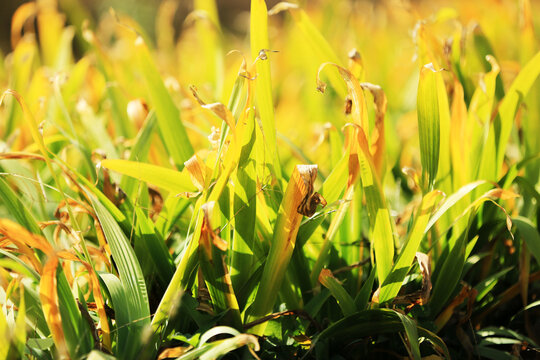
135 36 194 169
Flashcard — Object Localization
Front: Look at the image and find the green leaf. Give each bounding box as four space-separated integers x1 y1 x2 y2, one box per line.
310 184 355 285
198 203 242 329
474 346 516 360
417 63 441 190
133 206 175 289
250 0 282 180
496 50 540 176
424 180 486 234
315 308 449 358
512 216 540 265
26 338 55 351
246 165 317 335
474 267 513 301
357 135 395 288
194 0 224 98
0 255 39 281
135 37 194 169
0 177 41 234
13 286 26 357
177 329 259 360
120 110 158 199
354 266 376 311
394 311 421 360
318 269 356 316
230 108 258 293
198 334 259 360
56 267 94 358
379 190 444 303
87 350 118 360
476 326 537 346
430 220 470 315
101 159 196 194
89 194 151 358
98 273 135 358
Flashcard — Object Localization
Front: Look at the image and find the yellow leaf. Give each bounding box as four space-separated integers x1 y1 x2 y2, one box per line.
40 255 69 359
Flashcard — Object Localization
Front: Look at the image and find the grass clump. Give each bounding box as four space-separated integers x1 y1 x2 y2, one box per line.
0 0 539 359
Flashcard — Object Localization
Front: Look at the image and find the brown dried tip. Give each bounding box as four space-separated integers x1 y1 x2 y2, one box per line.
148 187 163 219
127 99 149 128
316 81 327 93
344 96 353 115
348 48 362 61
296 165 327 217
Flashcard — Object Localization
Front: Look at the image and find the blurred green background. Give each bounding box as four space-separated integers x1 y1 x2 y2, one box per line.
1 0 283 55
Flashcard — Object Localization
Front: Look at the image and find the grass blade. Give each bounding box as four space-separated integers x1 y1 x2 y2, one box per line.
246 165 324 335
319 269 356 316
99 273 138 358
379 190 444 303
513 217 540 265
417 64 441 191
198 202 242 329
250 0 282 180
89 193 151 356
0 177 41 234
194 0 224 99
120 110 157 198
495 50 540 177
317 63 395 286
230 108 258 292
394 311 421 360
39 256 69 359
355 266 376 311
101 159 196 194
135 36 194 169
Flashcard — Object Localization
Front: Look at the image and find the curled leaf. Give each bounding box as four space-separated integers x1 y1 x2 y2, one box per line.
296 165 327 217
268 2 299 15
10 2 37 49
184 155 209 193
361 82 387 177
348 48 364 79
